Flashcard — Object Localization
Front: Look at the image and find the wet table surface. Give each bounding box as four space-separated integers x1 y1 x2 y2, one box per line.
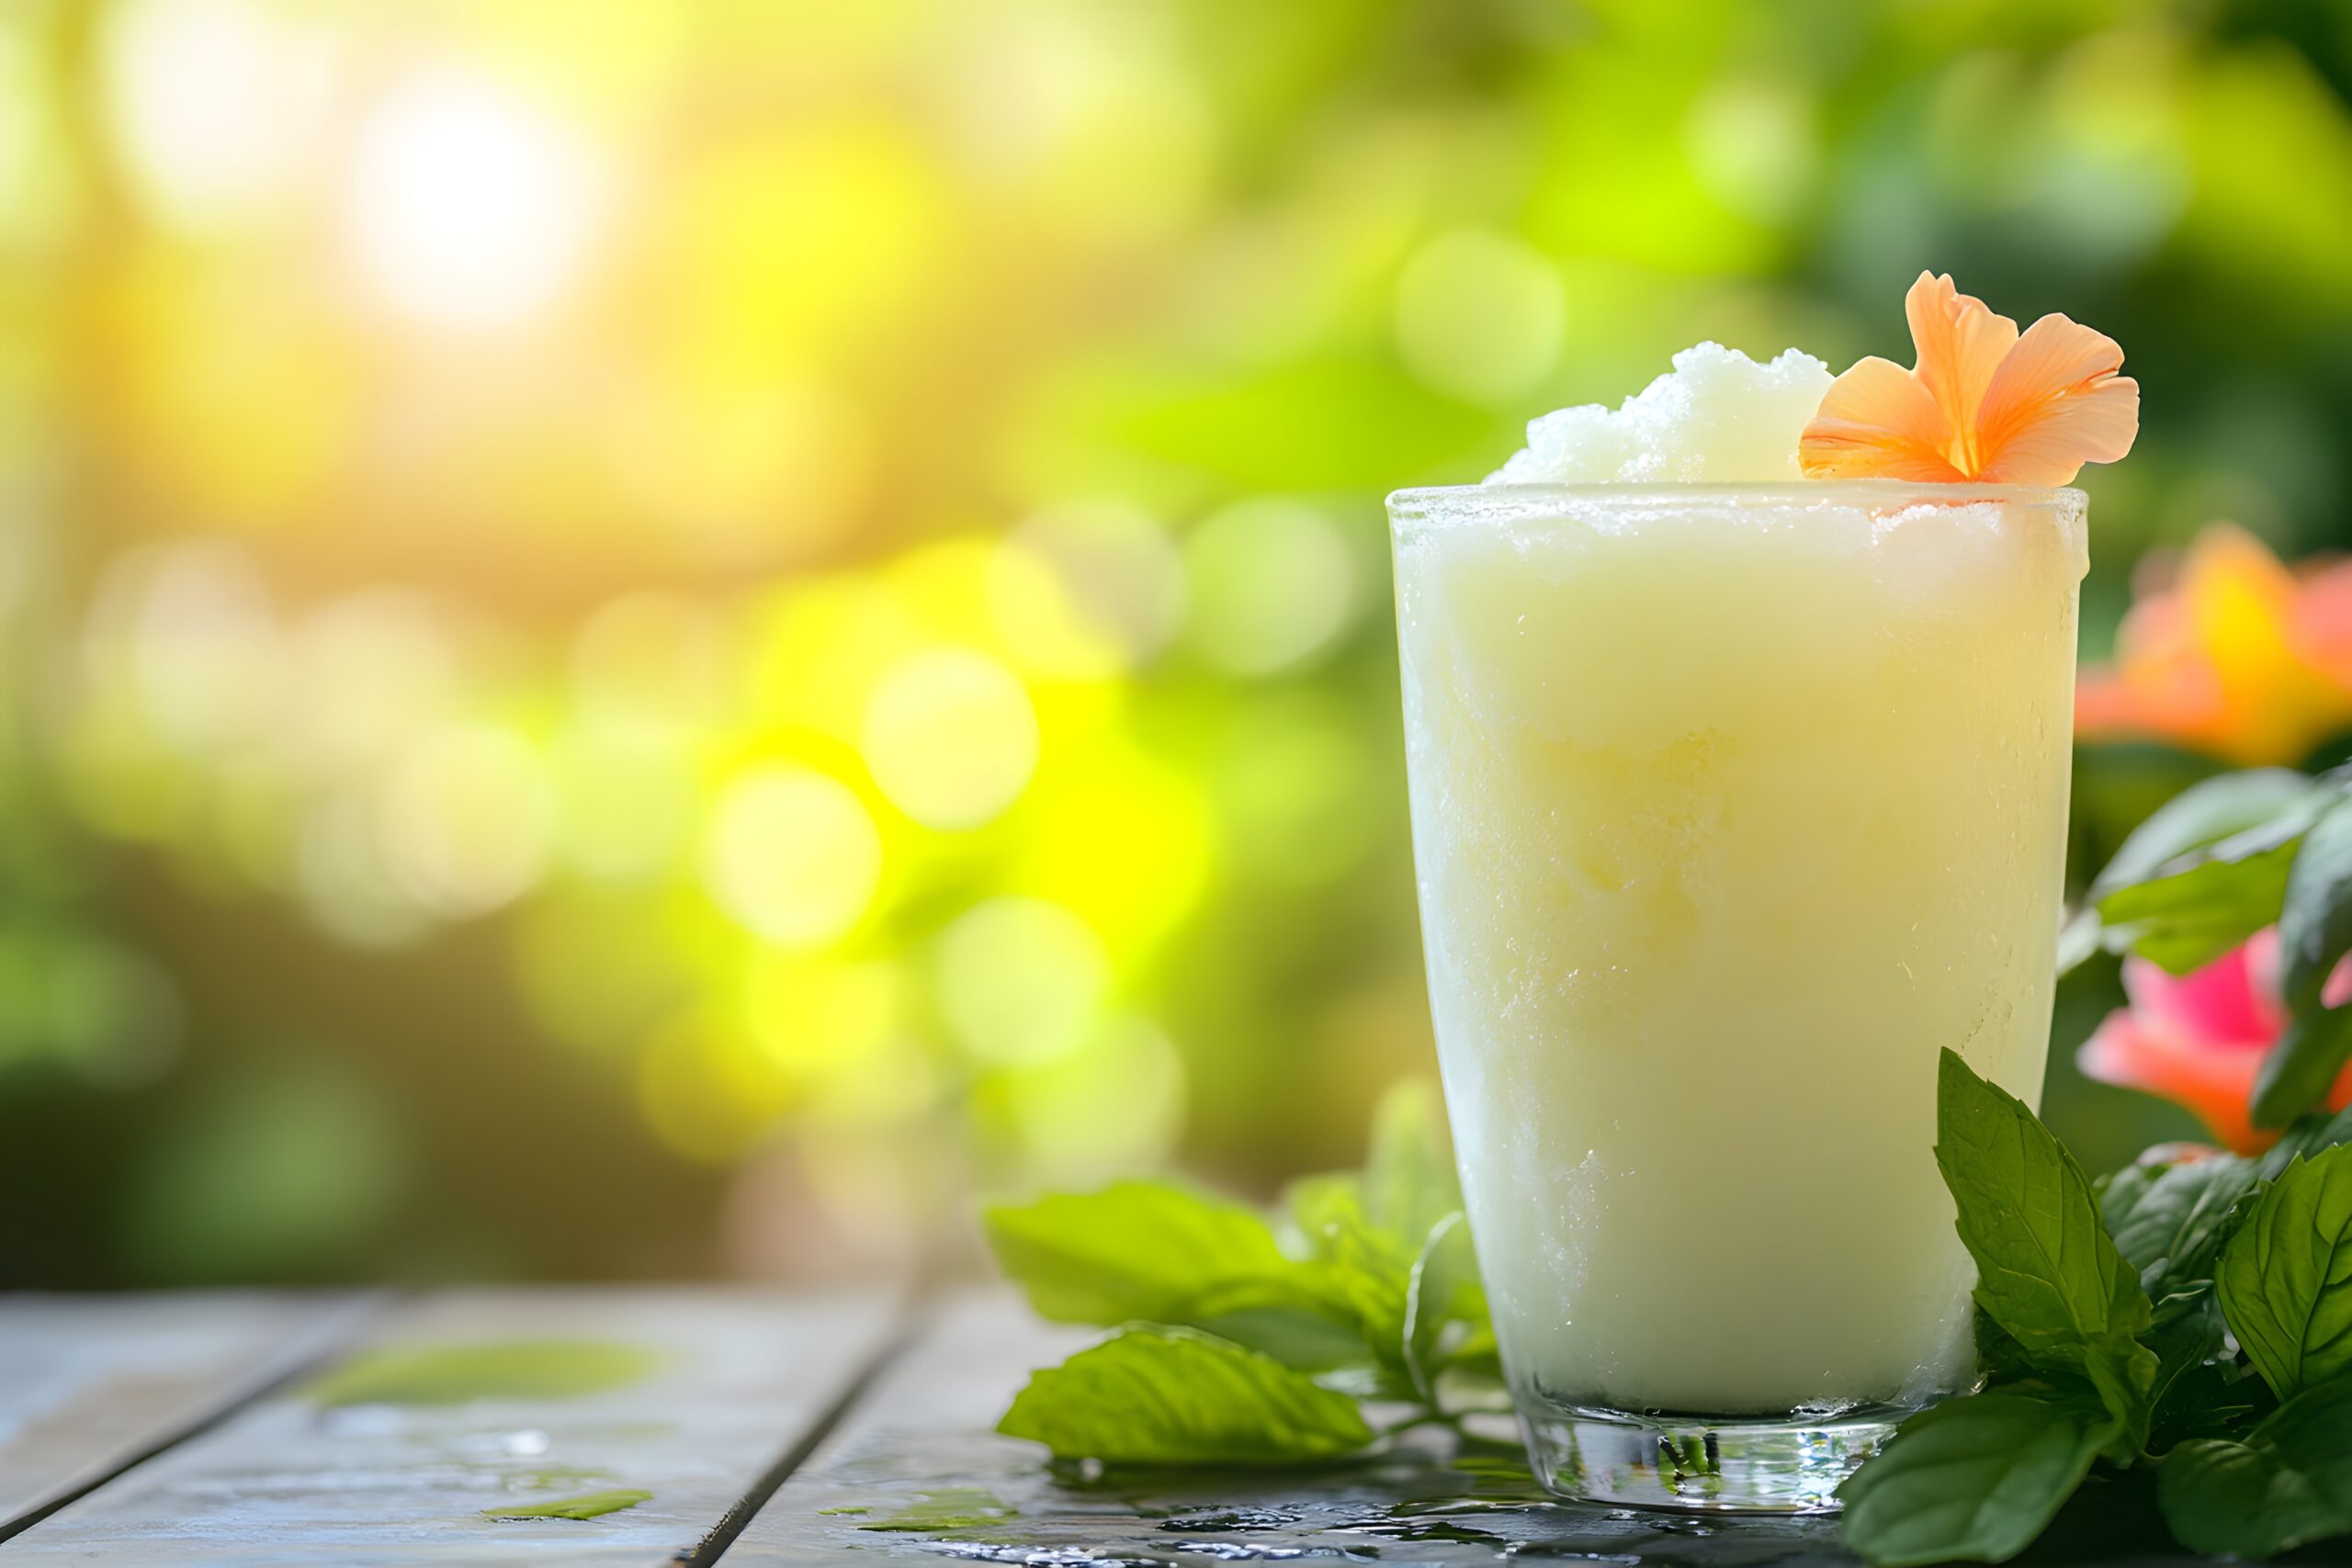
0 1289 2221 1565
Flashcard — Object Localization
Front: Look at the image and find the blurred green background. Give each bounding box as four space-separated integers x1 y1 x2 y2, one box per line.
4 0 2349 1286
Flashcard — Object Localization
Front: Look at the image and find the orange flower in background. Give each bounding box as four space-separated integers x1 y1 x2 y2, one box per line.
2078 927 2352 1154
1798 272 2139 484
2075 525 2352 764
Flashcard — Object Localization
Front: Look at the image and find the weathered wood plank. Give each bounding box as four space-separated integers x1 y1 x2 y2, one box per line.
6 1285 901 1565
731 1290 2204 1567
0 1292 378 1533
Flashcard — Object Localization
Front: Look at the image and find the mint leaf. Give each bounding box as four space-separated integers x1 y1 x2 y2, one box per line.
481 1489 650 1520
1838 1386 2115 1567
2098 1149 2257 1305
1402 1210 1490 1402
2252 1004 2352 1130
2097 834 2300 976
1287 1174 1417 1381
1935 1051 2157 1447
2156 1378 2352 1557
984 1181 1322 1326
2089 768 2319 900
2281 796 2352 1010
2217 1145 2352 1399
2263 1103 2352 1175
997 1325 1374 1464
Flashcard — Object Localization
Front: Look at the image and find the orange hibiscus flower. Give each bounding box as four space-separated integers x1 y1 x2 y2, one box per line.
2075 525 2352 765
1799 272 2139 485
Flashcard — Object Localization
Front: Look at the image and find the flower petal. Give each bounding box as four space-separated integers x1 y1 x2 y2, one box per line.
1796 355 1967 480
2120 935 2282 1050
2077 1008 2266 1155
1903 272 2018 465
1974 313 2140 485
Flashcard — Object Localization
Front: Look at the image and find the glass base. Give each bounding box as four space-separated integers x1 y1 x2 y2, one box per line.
1517 1390 1915 1513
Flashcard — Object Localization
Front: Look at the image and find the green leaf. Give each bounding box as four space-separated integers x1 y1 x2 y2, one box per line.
1402 1210 1489 1402
2096 834 2300 976
2281 796 2352 1010
2156 1379 2352 1557
2098 1149 2257 1301
996 1325 1374 1464
307 1341 661 1405
481 1489 651 1520
2088 768 2320 900
1286 1174 1417 1377
2252 1005 2352 1130
983 1181 1322 1327
849 1488 1016 1532
1838 1386 2115 1567
2262 1103 2352 1176
2217 1145 2352 1399
1934 1051 2157 1448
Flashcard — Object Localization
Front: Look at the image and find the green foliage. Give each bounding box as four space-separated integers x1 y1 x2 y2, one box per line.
2217 1145 2352 1400
2072 766 2352 1129
481 1489 651 1520
987 1081 1495 1464
1838 1388 2116 1568
1842 1055 2352 1565
2157 1383 2352 1557
997 1326 1374 1464
987 1053 2352 1559
1931 1051 2154 1451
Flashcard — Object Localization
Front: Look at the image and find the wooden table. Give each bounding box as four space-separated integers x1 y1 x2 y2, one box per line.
0 1289 2205 1565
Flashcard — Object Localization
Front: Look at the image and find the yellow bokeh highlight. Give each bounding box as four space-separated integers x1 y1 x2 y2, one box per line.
935 897 1108 1067
379 721 553 919
860 647 1039 830
702 764 883 948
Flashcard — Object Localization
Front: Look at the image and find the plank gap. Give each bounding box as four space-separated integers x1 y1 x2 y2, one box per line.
670 1296 925 1567
0 1292 393 1546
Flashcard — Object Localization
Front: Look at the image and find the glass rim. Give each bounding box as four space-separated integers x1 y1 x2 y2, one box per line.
1388 479 2086 510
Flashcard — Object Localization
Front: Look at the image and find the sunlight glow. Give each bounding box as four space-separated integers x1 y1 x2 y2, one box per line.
344 66 606 329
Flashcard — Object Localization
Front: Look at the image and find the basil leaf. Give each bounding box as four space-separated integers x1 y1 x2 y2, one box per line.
2282 797 2352 1010
2098 1149 2258 1304
1935 1051 2157 1447
2156 1379 2352 1557
2217 1145 2352 1399
997 1325 1374 1464
2097 835 2300 976
1838 1386 2114 1567
984 1181 1325 1326
2252 1004 2352 1131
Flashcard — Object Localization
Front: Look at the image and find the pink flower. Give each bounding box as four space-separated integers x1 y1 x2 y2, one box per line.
2077 928 2352 1154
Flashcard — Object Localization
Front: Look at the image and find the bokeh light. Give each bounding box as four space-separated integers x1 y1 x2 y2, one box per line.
6 0 2351 1286
344 65 607 329
703 765 884 949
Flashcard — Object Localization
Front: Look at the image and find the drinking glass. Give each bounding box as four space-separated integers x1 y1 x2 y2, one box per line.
1386 481 2086 1511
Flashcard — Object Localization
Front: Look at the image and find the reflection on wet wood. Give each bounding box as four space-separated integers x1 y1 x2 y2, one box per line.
5 1286 899 1565
0 1292 378 1532
734 1292 2199 1568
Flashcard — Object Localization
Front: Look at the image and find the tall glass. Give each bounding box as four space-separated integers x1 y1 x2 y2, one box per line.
1387 482 2085 1512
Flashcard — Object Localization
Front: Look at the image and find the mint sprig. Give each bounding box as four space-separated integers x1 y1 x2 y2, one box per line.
1840 1052 2352 1564
985 1082 1499 1464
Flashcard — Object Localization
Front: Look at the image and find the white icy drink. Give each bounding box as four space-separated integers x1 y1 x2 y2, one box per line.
1389 347 2084 1486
